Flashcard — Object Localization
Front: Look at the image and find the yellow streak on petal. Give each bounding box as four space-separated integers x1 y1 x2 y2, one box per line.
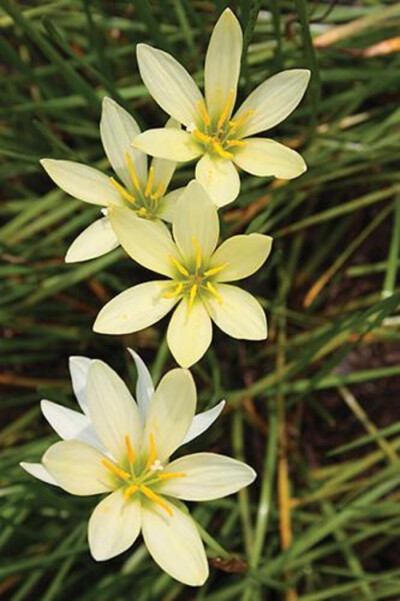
157 472 186 481
125 434 135 464
187 283 198 314
203 263 228 277
197 101 211 127
110 177 136 204
170 254 190 277
211 140 234 160
192 128 213 145
124 484 139 499
206 282 223 304
217 89 235 131
162 282 183 299
139 485 173 517
145 166 155 197
102 459 130 481
125 152 140 190
225 139 246 149
229 109 256 133
192 236 202 270
146 433 157 469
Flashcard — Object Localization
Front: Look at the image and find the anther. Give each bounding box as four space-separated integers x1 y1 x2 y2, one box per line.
192 236 202 271
217 89 235 131
170 255 190 277
102 459 130 481
157 472 186 481
125 153 140 189
162 282 184 299
187 284 198 314
139 485 173 517
145 166 155 197
197 101 211 127
211 140 234 160
206 282 223 304
146 433 157 469
110 177 136 204
203 263 228 278
192 129 213 145
124 484 139 500
125 434 135 464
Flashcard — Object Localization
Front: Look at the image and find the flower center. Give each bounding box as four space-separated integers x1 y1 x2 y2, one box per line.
101 433 186 517
109 154 166 219
189 91 254 160
162 236 227 314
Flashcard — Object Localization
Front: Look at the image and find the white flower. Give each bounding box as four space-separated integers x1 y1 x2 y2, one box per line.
132 8 310 207
21 357 254 586
93 180 272 367
40 98 182 263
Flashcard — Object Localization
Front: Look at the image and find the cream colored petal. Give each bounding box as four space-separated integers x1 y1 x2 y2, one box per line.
20 462 58 486
127 348 154 422
195 154 240 207
88 489 141 561
207 284 267 340
233 69 311 137
150 117 179 192
132 128 201 162
65 217 119 263
86 360 142 463
40 159 122 207
159 452 256 500
69 356 91 413
40 400 103 451
181 400 225 446
234 138 307 179
145 368 196 462
141 499 208 586
109 206 177 277
43 440 114 495
173 180 219 263
167 298 212 368
137 44 203 126
93 281 177 335
210 233 273 282
204 8 242 121
100 97 147 189
157 187 185 223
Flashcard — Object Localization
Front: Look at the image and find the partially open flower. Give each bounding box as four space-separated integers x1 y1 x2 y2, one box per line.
41 98 182 263
94 181 273 367
133 9 310 206
21 356 255 586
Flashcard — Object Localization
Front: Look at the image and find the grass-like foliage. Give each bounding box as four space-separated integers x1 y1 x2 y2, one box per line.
1 0 400 599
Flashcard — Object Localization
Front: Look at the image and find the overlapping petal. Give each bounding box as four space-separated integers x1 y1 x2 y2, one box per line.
195 154 240 207
210 233 273 282
127 348 154 421
159 452 256 500
40 400 103 450
100 97 147 189
69 356 91 413
40 159 122 207
157 187 185 222
65 217 119 263
20 462 58 486
88 489 141 561
233 69 311 138
207 284 267 340
86 360 141 462
108 206 177 276
132 128 201 161
173 181 219 262
144 368 196 461
43 440 114 495
141 499 208 586
93 281 177 335
181 400 225 446
167 299 213 368
204 9 242 121
234 138 307 179
137 44 203 126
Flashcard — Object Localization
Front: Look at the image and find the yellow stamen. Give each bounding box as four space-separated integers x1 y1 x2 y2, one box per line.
157 472 186 481
125 434 135 464
139 485 173 517
170 254 190 277
192 236 202 270
188 284 198 313
207 281 223 304
146 433 157 469
197 101 211 127
110 177 136 204
217 89 235 131
162 282 184 299
226 139 246 149
211 140 234 160
144 166 155 197
102 459 130 481
229 109 256 133
138 207 148 217
151 181 165 200
124 484 139 499
125 152 140 189
192 128 213 145
204 263 228 277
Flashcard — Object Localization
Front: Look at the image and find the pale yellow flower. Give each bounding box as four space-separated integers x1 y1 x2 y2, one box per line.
41 98 181 262
132 9 310 207
22 358 255 586
94 181 272 367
